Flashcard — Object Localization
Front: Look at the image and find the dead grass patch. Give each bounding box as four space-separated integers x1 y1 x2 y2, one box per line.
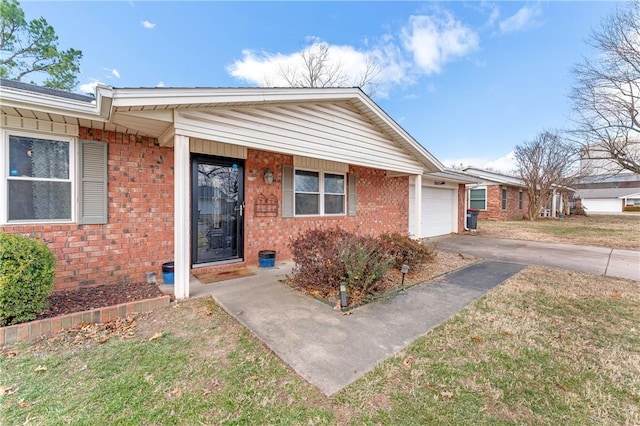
343 266 640 425
477 214 640 250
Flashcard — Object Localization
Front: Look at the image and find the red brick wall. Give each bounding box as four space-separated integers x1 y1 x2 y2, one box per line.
1 134 415 290
0 128 174 291
457 184 466 231
476 185 529 221
243 149 409 264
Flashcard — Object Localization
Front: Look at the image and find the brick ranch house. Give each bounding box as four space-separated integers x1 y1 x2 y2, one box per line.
460 168 530 221
459 167 573 221
0 79 471 299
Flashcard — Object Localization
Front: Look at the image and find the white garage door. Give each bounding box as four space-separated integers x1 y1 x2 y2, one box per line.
409 185 456 238
581 198 622 213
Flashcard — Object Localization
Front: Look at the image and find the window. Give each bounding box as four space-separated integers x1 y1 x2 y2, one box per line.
293 169 345 215
294 170 320 215
501 188 507 210
324 173 345 214
469 188 486 210
519 191 523 210
7 134 73 221
2 132 107 225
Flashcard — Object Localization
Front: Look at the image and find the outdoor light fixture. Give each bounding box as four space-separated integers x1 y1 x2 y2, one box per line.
263 168 274 185
340 283 348 308
401 264 410 287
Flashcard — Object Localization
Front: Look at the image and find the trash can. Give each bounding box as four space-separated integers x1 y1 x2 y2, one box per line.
258 250 276 268
466 209 479 231
162 261 175 285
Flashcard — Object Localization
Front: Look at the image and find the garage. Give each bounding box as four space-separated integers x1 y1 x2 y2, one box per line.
409 184 457 238
575 188 628 214
580 198 623 213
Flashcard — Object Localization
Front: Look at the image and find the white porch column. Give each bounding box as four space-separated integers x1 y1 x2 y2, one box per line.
414 174 422 239
551 188 557 218
174 134 191 299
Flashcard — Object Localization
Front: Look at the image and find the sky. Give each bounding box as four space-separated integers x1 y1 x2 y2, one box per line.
21 1 621 173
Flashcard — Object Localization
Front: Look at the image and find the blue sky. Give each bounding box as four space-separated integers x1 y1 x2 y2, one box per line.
23 1 619 172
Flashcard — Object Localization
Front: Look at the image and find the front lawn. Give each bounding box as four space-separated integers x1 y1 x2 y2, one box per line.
2 267 638 425
477 214 640 250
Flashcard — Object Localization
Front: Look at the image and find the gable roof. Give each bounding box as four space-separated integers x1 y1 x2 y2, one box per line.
575 187 640 199
0 80 443 174
460 167 526 188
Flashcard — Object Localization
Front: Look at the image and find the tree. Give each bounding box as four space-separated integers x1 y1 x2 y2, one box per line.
569 0 640 175
279 41 382 96
514 131 579 221
0 0 82 91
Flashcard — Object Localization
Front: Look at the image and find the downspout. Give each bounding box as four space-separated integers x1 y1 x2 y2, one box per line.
464 185 471 231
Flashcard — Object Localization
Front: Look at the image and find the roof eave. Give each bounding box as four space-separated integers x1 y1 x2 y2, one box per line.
0 83 113 121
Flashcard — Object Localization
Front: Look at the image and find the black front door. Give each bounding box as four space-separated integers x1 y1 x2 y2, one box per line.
191 155 244 264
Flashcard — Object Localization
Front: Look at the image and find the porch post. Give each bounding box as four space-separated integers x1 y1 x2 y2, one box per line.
414 174 422 239
174 134 190 299
551 188 557 218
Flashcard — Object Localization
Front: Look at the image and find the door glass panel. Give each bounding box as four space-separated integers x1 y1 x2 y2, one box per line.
194 161 241 264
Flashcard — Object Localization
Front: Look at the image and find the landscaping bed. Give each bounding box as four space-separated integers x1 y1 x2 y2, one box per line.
36 281 166 320
288 250 477 308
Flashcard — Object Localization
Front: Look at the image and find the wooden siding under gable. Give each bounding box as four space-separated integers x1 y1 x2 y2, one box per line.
174 101 424 174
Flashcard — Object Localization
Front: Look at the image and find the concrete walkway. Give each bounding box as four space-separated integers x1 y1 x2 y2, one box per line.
201 260 525 396
433 235 640 281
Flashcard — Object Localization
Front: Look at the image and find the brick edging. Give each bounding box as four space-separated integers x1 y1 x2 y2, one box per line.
0 295 171 346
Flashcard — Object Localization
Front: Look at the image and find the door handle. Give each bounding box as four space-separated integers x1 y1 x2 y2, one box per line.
235 202 245 217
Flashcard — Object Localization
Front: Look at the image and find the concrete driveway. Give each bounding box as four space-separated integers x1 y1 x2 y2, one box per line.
433 234 640 281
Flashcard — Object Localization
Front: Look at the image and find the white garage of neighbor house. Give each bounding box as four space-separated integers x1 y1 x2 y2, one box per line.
409 171 477 238
575 188 633 213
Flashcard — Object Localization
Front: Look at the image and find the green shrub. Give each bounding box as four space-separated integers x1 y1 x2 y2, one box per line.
338 234 395 302
380 233 436 269
0 233 56 326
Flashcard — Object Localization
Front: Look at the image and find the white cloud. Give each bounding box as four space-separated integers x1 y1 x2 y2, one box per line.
444 151 516 174
141 20 156 29
484 151 517 173
156 81 165 87
487 4 500 27
111 69 120 78
499 5 543 34
227 12 479 98
227 41 403 97
79 79 106 95
401 13 479 75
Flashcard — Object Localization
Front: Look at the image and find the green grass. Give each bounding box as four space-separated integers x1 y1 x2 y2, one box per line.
2 268 639 425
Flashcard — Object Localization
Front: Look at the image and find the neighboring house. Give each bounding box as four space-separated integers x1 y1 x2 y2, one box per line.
0 79 467 299
574 173 640 213
459 168 530 220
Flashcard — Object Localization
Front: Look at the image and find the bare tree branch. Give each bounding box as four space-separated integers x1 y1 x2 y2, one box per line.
568 0 640 175
515 131 581 221
278 41 382 96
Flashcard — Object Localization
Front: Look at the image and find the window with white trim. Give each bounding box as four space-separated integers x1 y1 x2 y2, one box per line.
469 188 486 210
294 169 345 215
5 133 74 222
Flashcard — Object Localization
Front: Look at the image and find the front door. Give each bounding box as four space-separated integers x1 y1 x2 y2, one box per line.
191 155 244 265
